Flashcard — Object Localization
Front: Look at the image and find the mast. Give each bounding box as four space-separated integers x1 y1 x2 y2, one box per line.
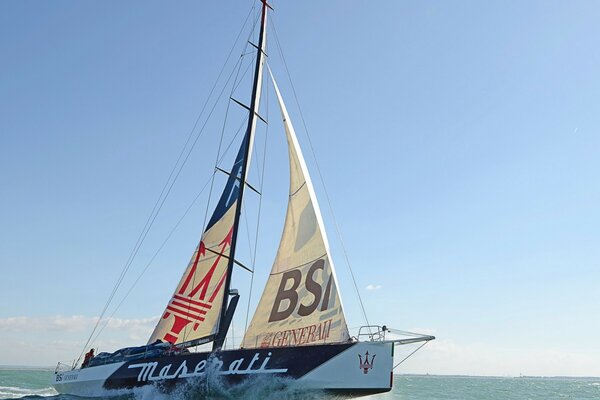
212 0 270 350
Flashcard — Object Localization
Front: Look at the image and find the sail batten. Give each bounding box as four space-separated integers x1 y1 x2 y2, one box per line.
241 69 350 349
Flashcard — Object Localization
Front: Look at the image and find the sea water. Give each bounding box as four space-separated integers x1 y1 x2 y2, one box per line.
1 368 599 399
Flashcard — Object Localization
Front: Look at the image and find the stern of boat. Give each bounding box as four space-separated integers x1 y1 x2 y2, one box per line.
297 326 435 396
297 340 394 395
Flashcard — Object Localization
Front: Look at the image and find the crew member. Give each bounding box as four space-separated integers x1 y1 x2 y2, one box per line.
82 348 95 368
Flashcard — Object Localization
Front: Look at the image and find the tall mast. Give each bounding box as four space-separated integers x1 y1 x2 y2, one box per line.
213 0 270 350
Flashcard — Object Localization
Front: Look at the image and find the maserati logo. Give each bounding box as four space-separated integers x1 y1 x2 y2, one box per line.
358 351 376 374
161 226 233 343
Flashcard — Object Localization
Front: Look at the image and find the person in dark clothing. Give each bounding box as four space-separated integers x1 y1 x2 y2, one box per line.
82 349 95 368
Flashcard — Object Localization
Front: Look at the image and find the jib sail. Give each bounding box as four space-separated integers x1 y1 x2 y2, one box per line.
242 70 350 349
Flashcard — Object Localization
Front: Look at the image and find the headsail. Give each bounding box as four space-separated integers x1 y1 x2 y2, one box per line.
242 69 350 349
147 137 248 346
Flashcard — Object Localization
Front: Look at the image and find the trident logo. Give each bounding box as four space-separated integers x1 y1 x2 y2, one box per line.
358 351 376 374
160 226 233 343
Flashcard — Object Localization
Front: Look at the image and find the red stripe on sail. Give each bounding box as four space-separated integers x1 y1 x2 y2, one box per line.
166 305 206 322
171 300 208 316
209 272 227 303
178 241 206 295
173 294 212 310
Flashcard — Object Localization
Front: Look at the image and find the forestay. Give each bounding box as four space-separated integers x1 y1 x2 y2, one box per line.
242 70 350 349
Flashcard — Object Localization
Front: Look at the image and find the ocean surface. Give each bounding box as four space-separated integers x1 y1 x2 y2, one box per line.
1 368 599 399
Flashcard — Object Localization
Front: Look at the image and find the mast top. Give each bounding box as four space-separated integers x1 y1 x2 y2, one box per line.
261 0 274 11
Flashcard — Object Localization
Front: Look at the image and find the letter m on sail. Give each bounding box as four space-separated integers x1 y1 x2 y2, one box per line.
147 119 250 346
154 226 234 344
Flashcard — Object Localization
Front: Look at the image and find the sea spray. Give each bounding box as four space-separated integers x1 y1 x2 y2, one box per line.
164 354 329 400
0 385 57 399
0 368 58 399
2 371 600 400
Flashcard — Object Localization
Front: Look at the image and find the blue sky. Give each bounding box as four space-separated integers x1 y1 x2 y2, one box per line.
1 1 599 376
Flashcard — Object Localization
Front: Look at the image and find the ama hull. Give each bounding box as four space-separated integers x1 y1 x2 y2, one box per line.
53 341 394 397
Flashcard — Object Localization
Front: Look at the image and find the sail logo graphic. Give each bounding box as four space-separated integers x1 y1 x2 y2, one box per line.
358 351 375 374
259 318 333 348
268 259 333 322
128 352 287 382
160 227 233 343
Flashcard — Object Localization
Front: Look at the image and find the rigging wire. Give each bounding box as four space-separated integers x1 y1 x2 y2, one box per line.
180 37 254 344
179 9 264 343
90 104 268 344
76 5 258 364
393 341 430 370
240 57 271 274
242 204 255 269
232 53 259 94
269 15 372 329
232 59 254 276
243 67 269 337
88 175 214 347
87 51 246 354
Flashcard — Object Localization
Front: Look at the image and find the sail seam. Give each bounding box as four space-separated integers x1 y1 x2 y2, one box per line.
289 181 306 197
267 253 329 276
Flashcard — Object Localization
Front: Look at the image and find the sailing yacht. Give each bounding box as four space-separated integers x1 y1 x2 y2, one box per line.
52 1 434 397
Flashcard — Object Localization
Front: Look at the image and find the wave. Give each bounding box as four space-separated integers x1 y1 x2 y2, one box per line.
0 385 57 399
170 374 322 400
129 358 329 400
2 357 334 400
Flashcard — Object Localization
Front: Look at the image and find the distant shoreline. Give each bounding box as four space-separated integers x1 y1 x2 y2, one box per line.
0 365 55 370
397 373 600 379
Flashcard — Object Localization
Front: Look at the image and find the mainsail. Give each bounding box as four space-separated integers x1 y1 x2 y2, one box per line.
242 70 350 349
147 137 249 345
148 0 268 346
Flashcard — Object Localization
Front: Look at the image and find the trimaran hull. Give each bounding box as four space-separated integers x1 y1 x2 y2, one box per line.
53 341 394 397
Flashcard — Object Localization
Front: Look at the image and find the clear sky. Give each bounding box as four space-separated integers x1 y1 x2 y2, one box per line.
1 0 599 376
